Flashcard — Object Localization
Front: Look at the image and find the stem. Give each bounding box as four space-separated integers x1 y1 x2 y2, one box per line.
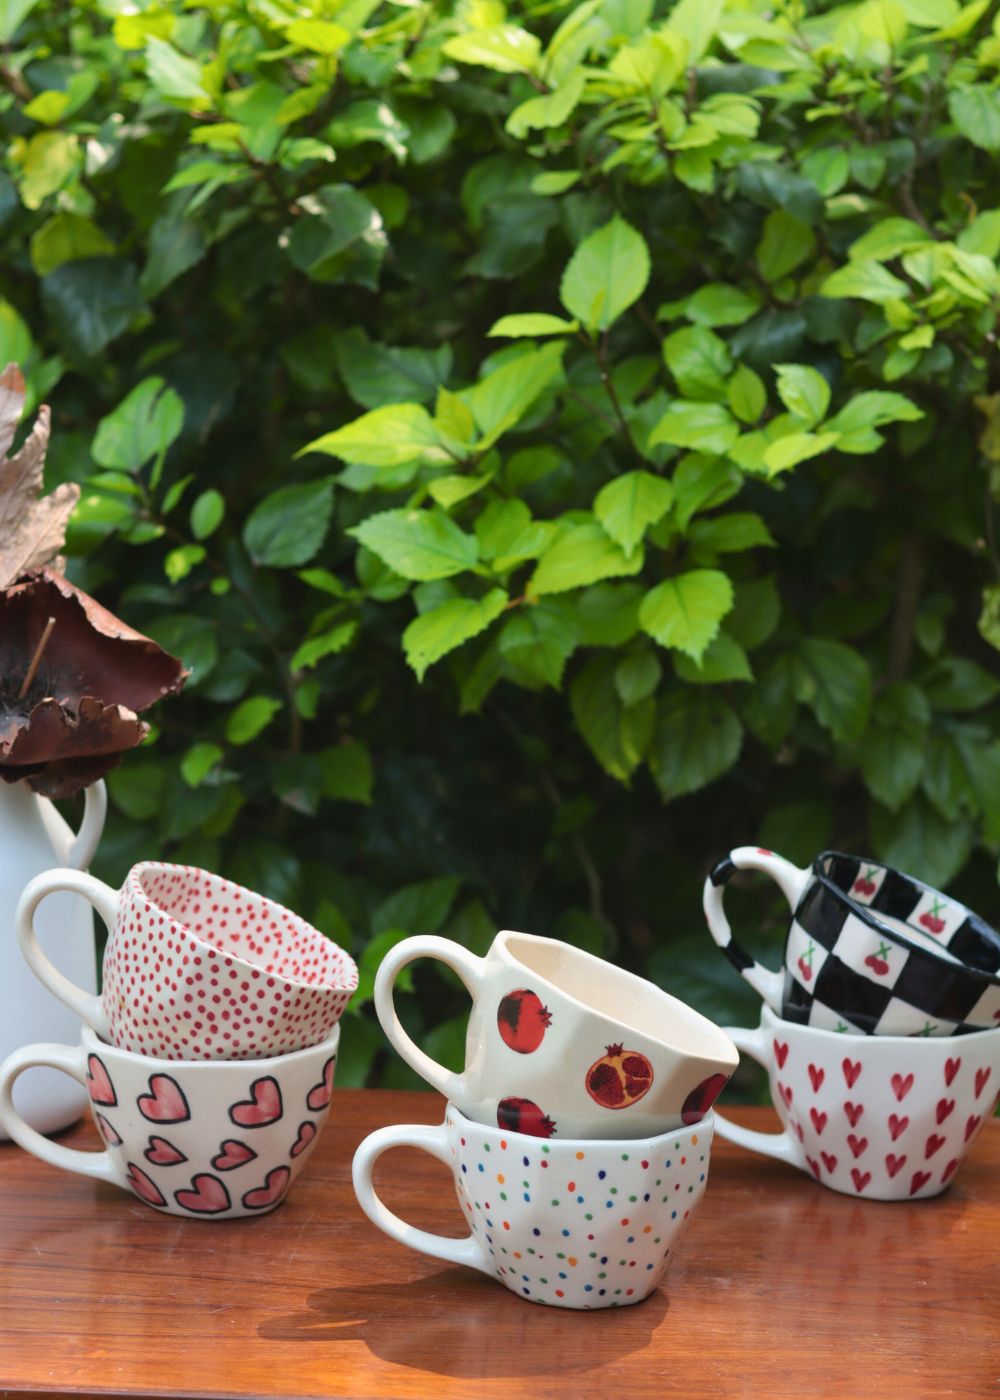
883 535 923 686
19 617 56 699
595 331 637 455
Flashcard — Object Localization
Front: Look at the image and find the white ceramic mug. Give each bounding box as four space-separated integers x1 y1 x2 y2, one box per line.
0 1024 339 1218
352 1104 713 1309
714 1005 1000 1200
375 931 737 1138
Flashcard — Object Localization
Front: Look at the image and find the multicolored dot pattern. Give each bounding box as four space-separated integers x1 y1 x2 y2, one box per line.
445 1109 713 1309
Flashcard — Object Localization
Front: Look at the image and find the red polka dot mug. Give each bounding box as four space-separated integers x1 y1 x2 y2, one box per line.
374 931 738 1139
16 862 357 1060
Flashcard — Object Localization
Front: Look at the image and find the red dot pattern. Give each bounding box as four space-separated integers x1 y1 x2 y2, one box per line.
103 863 358 1061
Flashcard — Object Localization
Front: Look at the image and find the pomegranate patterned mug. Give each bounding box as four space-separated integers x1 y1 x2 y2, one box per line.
352 1104 713 1309
16 862 357 1060
374 931 737 1138
714 1006 999 1200
0 1024 338 1219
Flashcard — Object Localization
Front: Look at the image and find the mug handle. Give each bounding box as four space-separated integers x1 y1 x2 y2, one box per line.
374 935 487 1099
712 1023 805 1171
0 1042 125 1188
68 779 108 870
16 869 119 1039
702 846 812 1010
352 1122 491 1275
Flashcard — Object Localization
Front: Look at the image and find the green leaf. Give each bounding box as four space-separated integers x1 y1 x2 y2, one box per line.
648 401 739 455
683 283 760 328
373 876 460 937
728 364 767 424
665 0 723 62
794 638 871 743
827 391 923 437
727 575 780 651
774 364 831 426
507 69 586 138
0 0 39 41
141 214 207 298
164 542 205 583
530 521 644 596
41 258 144 361
639 569 734 662
243 480 334 568
474 499 550 568
820 260 910 304
499 598 579 688
92 377 184 474
145 36 208 102
320 740 373 804
687 512 775 556
403 588 507 680
948 86 1000 152
285 184 386 289
674 631 752 683
286 17 350 53
614 649 662 706
29 213 114 279
663 326 732 401
848 217 928 263
303 403 452 468
756 211 816 283
871 796 974 890
923 657 1000 710
226 696 283 745
649 689 743 799
290 620 358 670
190 488 224 540
467 341 565 449
442 25 542 74
570 653 648 782
181 742 223 788
594 470 672 556
487 313 579 338
350 508 479 581
577 582 642 646
763 429 840 474
858 716 926 812
560 216 651 333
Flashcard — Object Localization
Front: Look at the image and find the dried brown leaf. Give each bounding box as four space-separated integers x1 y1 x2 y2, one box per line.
0 402 75 588
0 364 25 461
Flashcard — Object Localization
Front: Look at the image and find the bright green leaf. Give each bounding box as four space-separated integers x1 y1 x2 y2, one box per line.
403 588 507 679
639 569 734 662
560 216 651 333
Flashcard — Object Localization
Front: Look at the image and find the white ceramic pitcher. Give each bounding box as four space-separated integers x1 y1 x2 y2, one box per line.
0 778 105 1137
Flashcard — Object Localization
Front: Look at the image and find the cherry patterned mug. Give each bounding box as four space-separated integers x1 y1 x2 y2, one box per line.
714 1006 1000 1200
16 862 357 1060
0 1024 339 1219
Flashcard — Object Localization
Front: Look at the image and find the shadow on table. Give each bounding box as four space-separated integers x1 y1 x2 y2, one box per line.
258 1269 669 1377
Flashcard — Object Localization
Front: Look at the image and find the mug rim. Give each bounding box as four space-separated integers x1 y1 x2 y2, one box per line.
80 1018 341 1069
806 849 1000 990
443 1099 716 1150
123 860 358 995
757 1001 1000 1048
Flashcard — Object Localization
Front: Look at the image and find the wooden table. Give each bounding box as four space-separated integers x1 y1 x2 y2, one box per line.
0 1089 996 1399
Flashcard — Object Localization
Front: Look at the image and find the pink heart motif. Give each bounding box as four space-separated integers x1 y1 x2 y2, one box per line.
773 1040 789 1070
808 1064 824 1093
944 1057 961 1087
842 1058 862 1089
851 1168 871 1193
888 1114 909 1142
891 1072 914 1103
138 1074 191 1125
941 1157 959 1183
126 1162 167 1208
212 1139 258 1172
174 1174 231 1215
965 1114 981 1143
95 1114 122 1146
290 1121 317 1159
885 1152 907 1179
843 1102 863 1127
936 1098 955 1124
779 1083 793 1107
975 1066 992 1098
306 1056 336 1113
809 1107 827 1135
86 1055 117 1107
924 1134 945 1160
806 1155 821 1180
820 1151 838 1174
241 1166 291 1211
229 1076 283 1128
909 1171 932 1197
144 1136 187 1167
847 1134 868 1160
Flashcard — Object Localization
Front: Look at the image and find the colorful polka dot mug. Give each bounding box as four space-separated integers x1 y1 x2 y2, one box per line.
16 862 357 1060
0 1023 338 1219
374 931 737 1140
352 1105 713 1309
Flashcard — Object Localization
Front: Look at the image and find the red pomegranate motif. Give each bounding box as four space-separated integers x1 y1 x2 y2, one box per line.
680 1073 729 1125
585 1044 654 1110
497 1097 557 1138
497 989 552 1054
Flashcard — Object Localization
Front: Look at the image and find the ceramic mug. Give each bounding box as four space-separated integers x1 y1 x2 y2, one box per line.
375 931 737 1139
16 861 358 1060
0 1023 338 1218
352 1104 713 1309
714 1005 999 1200
704 848 1000 1036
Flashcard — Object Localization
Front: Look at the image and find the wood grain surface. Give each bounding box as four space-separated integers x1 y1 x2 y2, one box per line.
0 1089 996 1400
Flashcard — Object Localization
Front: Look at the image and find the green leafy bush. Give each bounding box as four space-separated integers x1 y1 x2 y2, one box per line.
4 0 1000 1086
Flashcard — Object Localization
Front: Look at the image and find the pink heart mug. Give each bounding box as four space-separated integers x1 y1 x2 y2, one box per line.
16 862 357 1060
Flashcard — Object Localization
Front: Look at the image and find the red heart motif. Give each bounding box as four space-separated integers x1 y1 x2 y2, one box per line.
212 1139 258 1172
806 1155 821 1180
924 1134 946 1160
944 1057 961 1087
290 1121 317 1159
850 1168 871 1192
126 1162 167 1208
964 1114 981 1143
909 1171 932 1197
86 1055 117 1107
885 1152 907 1178
843 1102 863 1127
774 1040 789 1069
230 1076 283 1128
138 1074 191 1125
936 1097 955 1124
842 1058 862 1089
888 1114 909 1142
808 1064 825 1093
241 1165 291 1211
941 1157 959 1182
809 1107 827 1135
891 1072 914 1103
779 1083 793 1107
174 1174 231 1215
847 1134 868 1159
821 1151 837 1173
144 1136 187 1167
975 1066 992 1098
306 1056 336 1113
95 1113 122 1146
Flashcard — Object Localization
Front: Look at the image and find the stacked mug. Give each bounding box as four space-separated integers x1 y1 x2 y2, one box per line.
352 929 738 1309
704 847 1000 1200
0 861 358 1219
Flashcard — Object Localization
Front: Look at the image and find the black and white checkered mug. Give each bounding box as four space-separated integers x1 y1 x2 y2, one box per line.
703 848 1000 1037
